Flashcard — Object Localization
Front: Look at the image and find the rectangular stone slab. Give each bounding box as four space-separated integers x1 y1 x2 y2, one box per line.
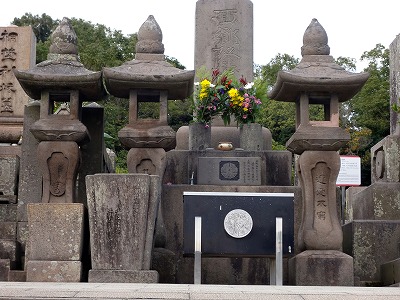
27 203 84 261
197 157 261 185
88 269 158 283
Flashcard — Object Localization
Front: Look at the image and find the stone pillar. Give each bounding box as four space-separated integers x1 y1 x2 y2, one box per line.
0 26 36 143
26 203 84 282
195 0 254 81
390 34 400 135
86 174 159 283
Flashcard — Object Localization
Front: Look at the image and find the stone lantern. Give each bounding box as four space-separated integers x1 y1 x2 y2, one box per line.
268 18 369 286
14 17 105 204
14 17 105 282
103 15 194 176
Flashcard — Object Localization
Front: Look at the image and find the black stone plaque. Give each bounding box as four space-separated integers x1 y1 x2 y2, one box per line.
183 192 294 257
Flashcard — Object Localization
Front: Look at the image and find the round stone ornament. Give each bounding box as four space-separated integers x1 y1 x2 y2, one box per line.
224 209 253 238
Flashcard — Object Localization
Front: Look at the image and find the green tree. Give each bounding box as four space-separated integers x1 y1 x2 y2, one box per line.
12 13 58 63
256 54 299 148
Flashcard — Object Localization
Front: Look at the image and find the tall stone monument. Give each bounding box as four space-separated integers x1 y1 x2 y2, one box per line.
269 19 369 286
195 0 253 81
14 17 105 282
0 26 35 281
0 26 36 143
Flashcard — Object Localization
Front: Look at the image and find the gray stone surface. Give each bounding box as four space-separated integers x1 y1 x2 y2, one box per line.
371 135 400 183
381 258 400 286
0 259 10 281
0 240 20 268
343 220 400 284
0 221 17 239
86 174 154 271
195 0 254 81
0 156 19 197
188 122 211 150
0 26 36 143
0 204 17 222
197 157 261 185
143 176 161 270
17 102 41 222
240 123 264 150
289 250 354 286
27 203 84 261
390 34 400 135
26 260 81 282
351 182 400 220
8 270 26 282
88 270 158 283
297 151 342 251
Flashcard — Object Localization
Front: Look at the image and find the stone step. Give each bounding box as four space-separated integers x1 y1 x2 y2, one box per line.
0 204 17 222
381 258 400 286
8 270 26 282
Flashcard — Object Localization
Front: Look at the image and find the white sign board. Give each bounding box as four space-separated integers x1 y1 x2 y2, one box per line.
336 156 361 186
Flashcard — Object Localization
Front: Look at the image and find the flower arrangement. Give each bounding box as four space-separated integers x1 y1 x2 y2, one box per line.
193 67 262 127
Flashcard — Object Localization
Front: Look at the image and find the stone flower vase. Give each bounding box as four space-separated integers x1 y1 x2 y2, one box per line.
189 122 211 150
240 123 263 150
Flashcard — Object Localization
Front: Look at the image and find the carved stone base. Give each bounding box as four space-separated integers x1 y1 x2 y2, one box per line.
26 260 81 282
289 250 354 286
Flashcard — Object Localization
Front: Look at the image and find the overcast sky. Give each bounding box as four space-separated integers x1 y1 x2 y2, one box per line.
1 0 399 71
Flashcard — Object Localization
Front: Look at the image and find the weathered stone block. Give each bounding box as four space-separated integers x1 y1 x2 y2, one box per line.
27 203 84 261
343 220 400 284
381 258 400 286
0 221 17 239
289 250 354 286
86 174 153 271
26 260 81 282
197 157 261 185
88 270 158 283
371 136 400 183
0 240 20 267
0 156 19 197
0 204 17 222
352 182 400 220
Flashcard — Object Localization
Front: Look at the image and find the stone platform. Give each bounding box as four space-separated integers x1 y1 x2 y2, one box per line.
1 282 400 299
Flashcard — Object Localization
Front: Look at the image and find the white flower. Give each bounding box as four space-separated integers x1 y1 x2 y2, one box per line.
194 82 200 86
210 83 215 88
244 82 254 89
